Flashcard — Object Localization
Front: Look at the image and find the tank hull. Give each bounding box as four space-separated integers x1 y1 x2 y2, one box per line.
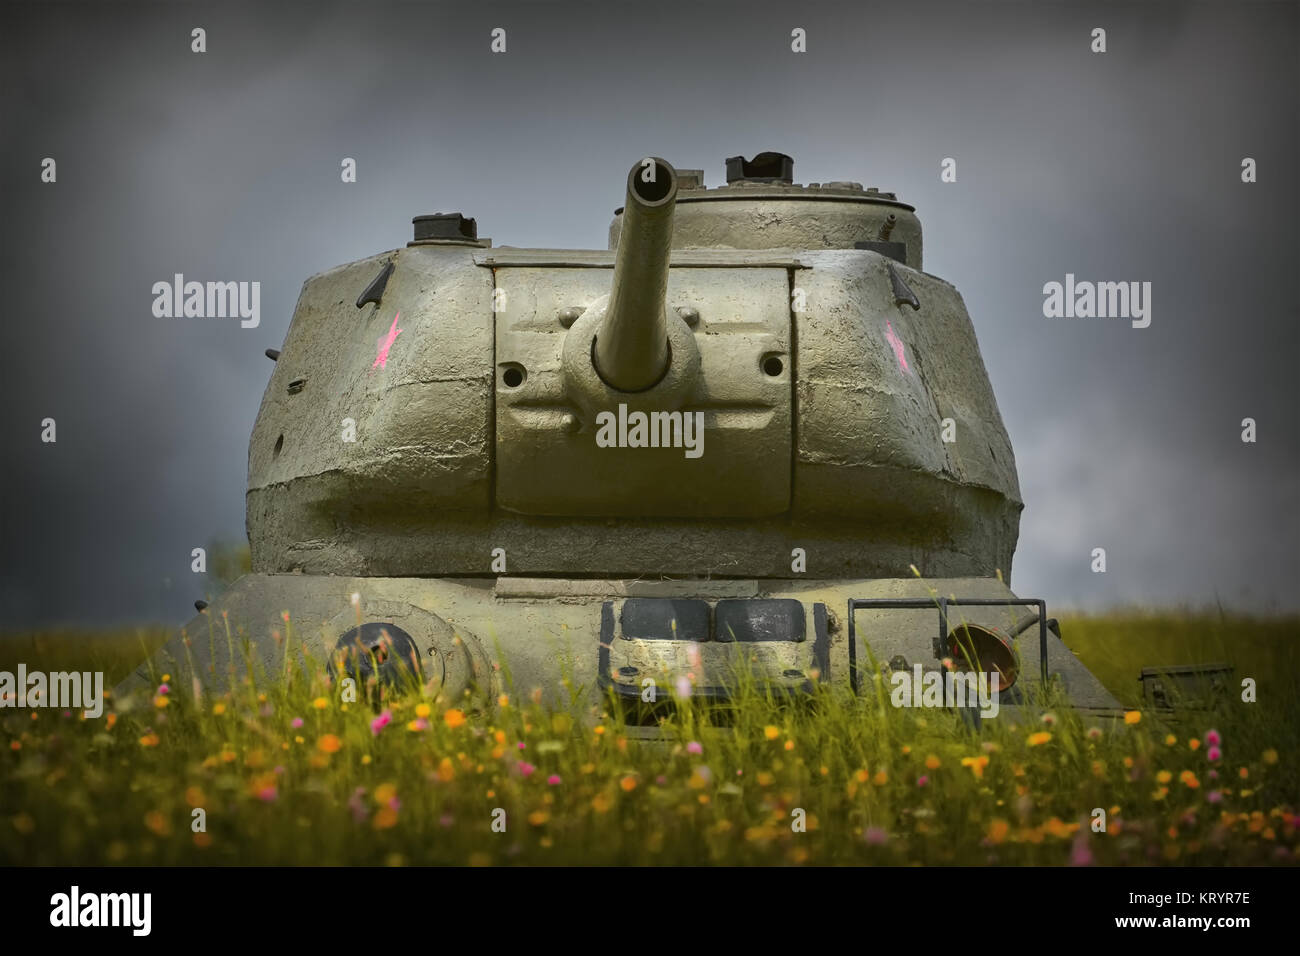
122 574 1122 716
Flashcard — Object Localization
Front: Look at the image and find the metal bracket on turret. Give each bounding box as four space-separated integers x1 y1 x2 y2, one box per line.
355 260 394 309
886 262 921 310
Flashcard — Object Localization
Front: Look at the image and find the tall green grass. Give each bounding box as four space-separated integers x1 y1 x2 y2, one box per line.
0 611 1295 865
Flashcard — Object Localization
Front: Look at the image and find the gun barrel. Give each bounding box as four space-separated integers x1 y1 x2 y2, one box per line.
594 157 678 392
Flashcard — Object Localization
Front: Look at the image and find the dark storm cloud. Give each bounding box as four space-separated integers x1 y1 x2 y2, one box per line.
1 1 1295 627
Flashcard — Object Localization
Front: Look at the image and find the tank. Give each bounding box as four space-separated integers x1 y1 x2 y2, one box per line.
130 152 1122 719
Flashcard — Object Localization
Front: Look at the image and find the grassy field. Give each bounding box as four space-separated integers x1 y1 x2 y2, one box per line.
1058 609 1297 707
1 610 1295 865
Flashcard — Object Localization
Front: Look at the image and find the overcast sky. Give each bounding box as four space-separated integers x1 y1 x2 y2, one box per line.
1 0 1296 628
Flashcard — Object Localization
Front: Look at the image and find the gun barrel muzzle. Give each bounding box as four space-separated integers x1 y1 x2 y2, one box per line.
594 157 678 392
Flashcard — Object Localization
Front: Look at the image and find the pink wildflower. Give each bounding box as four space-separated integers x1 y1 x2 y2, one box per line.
1070 833 1093 866
348 787 368 823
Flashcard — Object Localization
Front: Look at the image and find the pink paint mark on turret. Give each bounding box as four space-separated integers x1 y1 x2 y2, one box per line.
373 312 402 369
885 320 909 372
